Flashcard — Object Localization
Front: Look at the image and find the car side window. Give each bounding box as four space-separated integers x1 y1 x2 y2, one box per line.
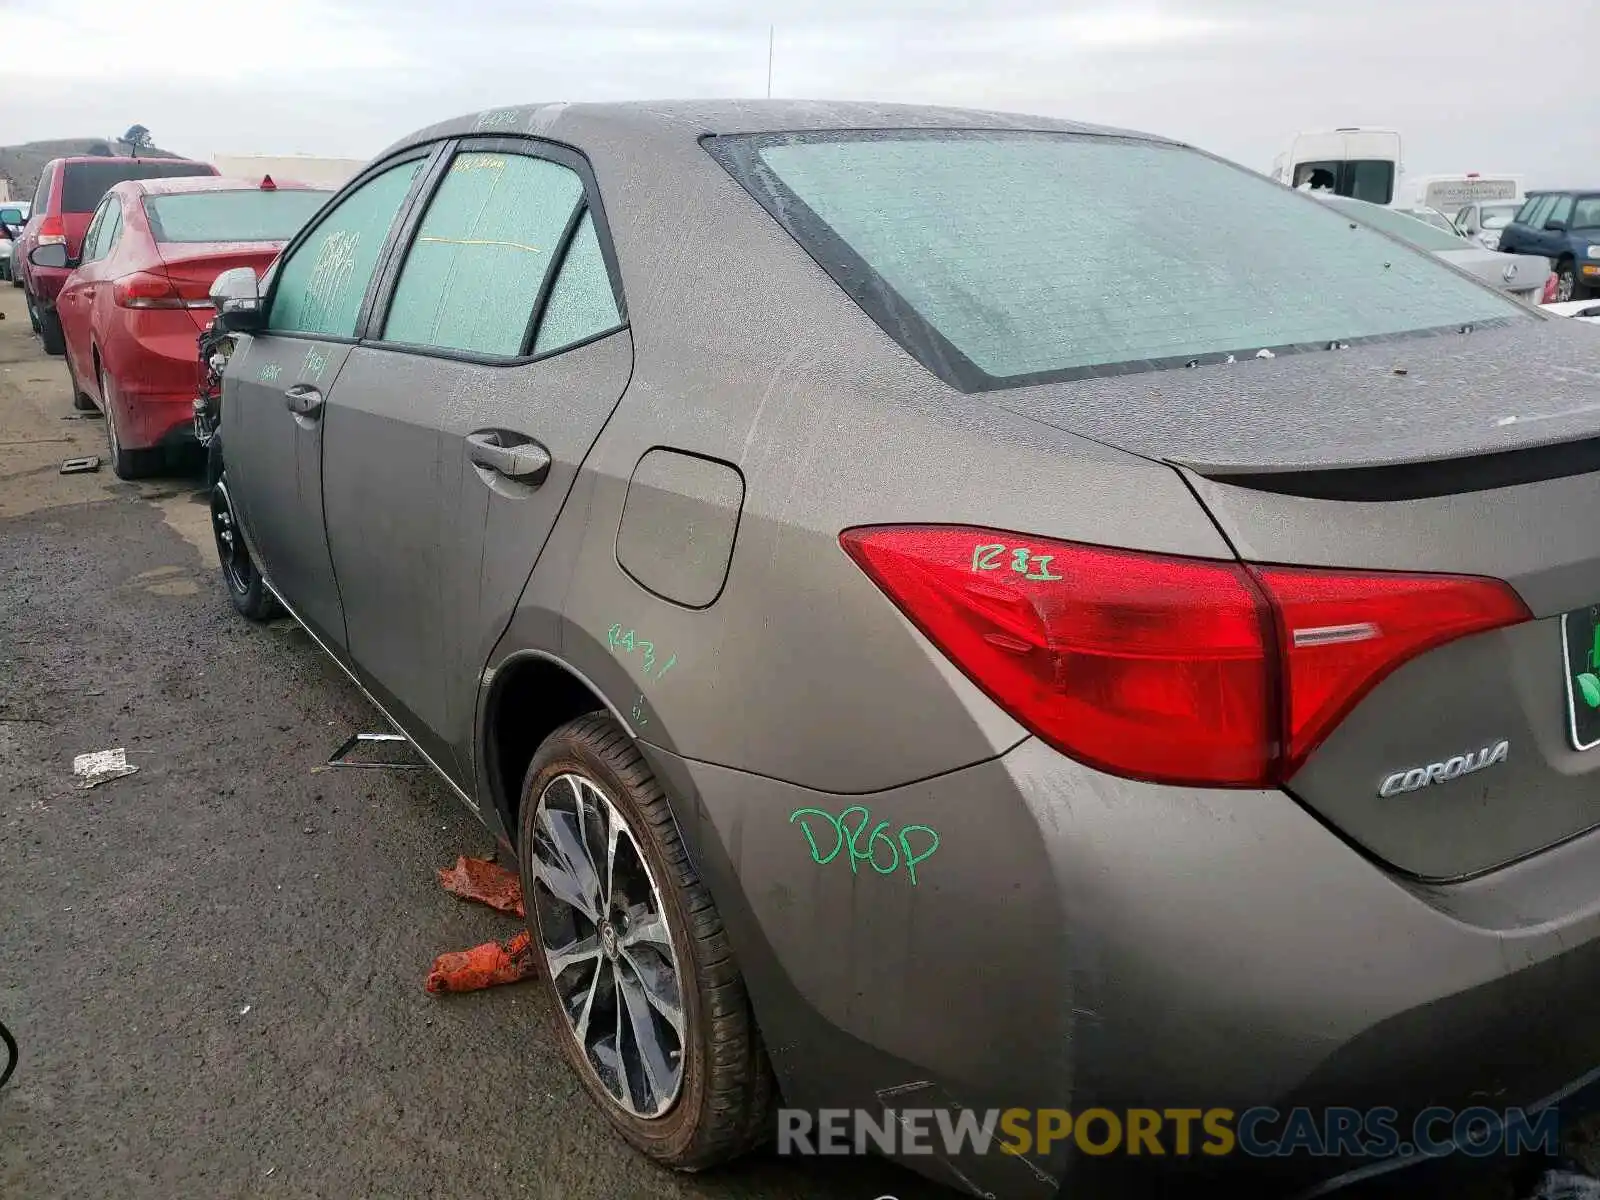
98 206 123 261
79 200 111 263
532 212 622 355
1523 195 1556 229
31 171 51 213
268 159 422 338
383 152 584 356
1549 194 1575 227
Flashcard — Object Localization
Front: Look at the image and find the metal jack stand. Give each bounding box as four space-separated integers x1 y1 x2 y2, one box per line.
315 731 425 773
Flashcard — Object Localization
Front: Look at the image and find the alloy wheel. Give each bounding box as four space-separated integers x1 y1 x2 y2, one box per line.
529 772 686 1119
1558 267 1576 303
210 479 252 596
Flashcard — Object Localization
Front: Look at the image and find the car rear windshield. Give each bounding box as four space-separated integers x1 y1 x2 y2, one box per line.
1320 198 1467 252
62 161 216 213
708 130 1523 391
143 189 330 243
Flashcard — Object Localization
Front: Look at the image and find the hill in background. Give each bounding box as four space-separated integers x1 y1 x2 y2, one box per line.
0 139 182 204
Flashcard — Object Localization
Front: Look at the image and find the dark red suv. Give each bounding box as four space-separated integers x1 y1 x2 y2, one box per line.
17 156 218 354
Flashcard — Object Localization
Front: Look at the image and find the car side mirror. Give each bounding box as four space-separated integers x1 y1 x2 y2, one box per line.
28 243 70 270
210 266 264 333
1546 219 1569 232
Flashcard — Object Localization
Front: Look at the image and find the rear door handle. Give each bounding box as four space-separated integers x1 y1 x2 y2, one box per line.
467 430 551 486
283 384 323 418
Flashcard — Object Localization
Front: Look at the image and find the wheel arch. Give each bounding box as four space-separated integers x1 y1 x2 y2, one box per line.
481 650 633 845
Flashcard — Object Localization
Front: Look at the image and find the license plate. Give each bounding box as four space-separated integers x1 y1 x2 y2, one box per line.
1561 606 1600 749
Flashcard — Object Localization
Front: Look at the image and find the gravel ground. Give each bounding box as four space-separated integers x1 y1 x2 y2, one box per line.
0 287 932 1199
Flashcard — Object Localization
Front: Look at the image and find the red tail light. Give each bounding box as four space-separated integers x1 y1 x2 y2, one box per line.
839 526 1531 788
37 215 67 247
112 270 213 310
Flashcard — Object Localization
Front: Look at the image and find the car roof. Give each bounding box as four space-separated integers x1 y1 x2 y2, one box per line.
122 175 330 196
382 98 1173 160
53 155 209 168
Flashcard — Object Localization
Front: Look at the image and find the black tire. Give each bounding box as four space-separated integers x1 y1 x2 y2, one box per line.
101 367 160 480
208 438 280 621
38 304 64 356
518 714 774 1171
24 289 41 333
65 353 95 411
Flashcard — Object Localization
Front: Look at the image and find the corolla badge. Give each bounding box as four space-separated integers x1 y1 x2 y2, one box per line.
1378 740 1510 797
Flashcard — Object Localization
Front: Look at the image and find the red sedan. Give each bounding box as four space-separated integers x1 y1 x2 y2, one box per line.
46 175 330 478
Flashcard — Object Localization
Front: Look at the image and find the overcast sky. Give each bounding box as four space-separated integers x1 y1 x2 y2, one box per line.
4 0 1596 186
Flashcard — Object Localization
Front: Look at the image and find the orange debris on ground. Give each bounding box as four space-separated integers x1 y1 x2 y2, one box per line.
425 929 537 994
424 855 538 994
437 855 525 917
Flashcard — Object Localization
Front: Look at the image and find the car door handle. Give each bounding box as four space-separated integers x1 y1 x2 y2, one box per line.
466 430 550 485
283 384 323 418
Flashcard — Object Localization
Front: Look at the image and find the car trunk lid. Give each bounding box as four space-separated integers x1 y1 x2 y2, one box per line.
995 316 1600 880
1436 246 1552 302
987 314 1600 477
152 241 284 331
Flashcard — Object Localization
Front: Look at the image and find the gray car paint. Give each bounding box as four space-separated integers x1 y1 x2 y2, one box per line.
228 333 355 650
1434 243 1553 295
219 100 1600 1198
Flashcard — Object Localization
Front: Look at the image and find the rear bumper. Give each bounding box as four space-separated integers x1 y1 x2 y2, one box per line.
105 321 203 449
650 736 1600 1197
120 390 201 450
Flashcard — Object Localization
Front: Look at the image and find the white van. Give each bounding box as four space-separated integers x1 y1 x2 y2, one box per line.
1270 128 1403 205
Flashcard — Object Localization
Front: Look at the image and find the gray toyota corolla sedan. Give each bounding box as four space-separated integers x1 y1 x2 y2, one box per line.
203 101 1600 1198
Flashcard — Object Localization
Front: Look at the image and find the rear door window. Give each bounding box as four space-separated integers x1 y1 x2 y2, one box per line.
383 152 583 356
711 130 1522 390
78 200 112 264
61 161 215 214
531 211 623 355
101 206 123 258
268 160 422 338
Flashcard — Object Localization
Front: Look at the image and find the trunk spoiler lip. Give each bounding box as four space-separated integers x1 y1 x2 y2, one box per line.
1179 430 1600 501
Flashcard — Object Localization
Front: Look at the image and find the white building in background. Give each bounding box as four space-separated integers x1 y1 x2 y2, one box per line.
210 154 369 187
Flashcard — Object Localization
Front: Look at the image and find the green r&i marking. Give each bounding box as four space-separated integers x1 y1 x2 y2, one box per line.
1577 624 1600 709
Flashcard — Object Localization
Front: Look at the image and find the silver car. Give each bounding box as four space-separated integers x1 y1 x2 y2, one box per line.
1454 199 1524 249
0 201 29 284
1318 193 1552 302
205 102 1600 1198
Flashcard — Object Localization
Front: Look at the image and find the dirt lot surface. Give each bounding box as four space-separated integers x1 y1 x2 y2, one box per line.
0 287 930 1198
